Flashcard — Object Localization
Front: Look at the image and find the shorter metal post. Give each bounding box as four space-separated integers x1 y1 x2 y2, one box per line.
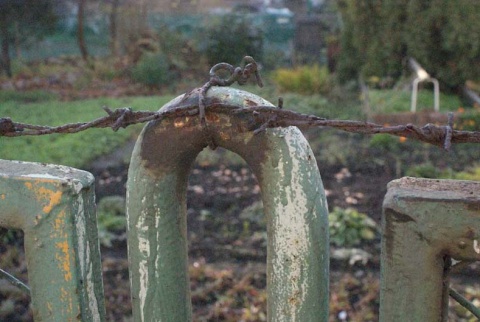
381 177 480 322
411 77 440 112
0 160 105 321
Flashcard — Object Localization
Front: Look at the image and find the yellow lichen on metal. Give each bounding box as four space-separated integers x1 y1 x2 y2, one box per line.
56 240 72 281
24 180 63 213
54 210 67 235
60 286 75 315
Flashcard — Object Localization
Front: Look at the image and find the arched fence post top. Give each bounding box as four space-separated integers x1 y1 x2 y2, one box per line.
127 85 330 321
135 86 284 178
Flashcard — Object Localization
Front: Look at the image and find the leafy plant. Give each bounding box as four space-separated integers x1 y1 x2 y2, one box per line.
272 64 331 95
329 207 378 248
337 0 480 90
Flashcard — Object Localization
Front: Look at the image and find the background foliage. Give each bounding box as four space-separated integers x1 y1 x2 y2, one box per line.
337 0 480 91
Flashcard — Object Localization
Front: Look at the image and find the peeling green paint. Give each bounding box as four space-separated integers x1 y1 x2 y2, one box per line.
381 177 480 322
0 160 105 322
127 87 329 321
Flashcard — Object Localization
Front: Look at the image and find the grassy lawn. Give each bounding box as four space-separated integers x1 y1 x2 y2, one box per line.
0 86 476 174
0 93 175 168
368 88 464 113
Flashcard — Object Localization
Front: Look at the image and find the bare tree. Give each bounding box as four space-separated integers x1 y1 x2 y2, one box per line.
0 0 57 77
0 18 11 77
109 0 120 57
77 0 89 62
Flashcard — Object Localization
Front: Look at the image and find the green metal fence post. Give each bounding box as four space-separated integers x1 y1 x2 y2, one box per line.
0 160 105 322
381 177 480 322
127 86 329 321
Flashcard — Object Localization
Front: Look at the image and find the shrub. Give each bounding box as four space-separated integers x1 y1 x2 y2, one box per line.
329 207 378 248
272 64 331 95
131 52 174 87
204 14 263 66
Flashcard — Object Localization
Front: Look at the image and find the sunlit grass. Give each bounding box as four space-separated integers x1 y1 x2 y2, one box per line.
368 89 464 114
0 95 174 168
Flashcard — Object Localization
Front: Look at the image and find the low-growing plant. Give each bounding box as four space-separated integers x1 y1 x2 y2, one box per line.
329 207 378 248
272 64 331 95
96 195 126 247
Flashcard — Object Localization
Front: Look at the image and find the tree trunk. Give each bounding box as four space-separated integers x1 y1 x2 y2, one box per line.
109 0 119 57
77 0 89 62
139 0 148 33
0 21 12 77
14 21 22 59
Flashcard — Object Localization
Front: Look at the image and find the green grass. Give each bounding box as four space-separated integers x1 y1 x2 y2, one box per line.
0 95 174 168
368 89 464 114
235 83 363 119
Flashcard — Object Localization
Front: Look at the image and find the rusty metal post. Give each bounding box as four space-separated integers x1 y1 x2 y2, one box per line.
0 160 105 321
127 86 329 321
381 177 480 322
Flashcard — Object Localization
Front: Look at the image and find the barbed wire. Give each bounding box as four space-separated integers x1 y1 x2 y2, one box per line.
2 100 480 150
1 57 479 151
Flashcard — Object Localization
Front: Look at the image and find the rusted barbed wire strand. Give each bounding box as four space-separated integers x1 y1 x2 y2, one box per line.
1 103 480 149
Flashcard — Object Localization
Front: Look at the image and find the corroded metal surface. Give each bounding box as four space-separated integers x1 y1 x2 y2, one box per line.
0 160 105 321
127 86 329 321
381 177 480 322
